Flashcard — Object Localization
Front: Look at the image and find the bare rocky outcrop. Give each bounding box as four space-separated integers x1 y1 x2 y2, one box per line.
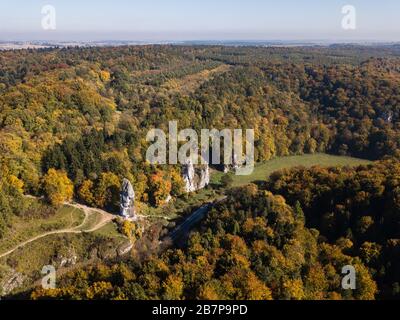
0 269 26 296
382 110 393 123
223 152 246 174
56 248 78 268
164 194 173 203
120 178 136 219
232 152 241 172
198 163 210 190
117 242 134 257
183 160 197 193
223 152 244 174
182 160 210 193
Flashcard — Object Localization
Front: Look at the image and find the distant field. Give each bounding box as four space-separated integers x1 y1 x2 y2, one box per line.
212 154 372 187
162 64 231 95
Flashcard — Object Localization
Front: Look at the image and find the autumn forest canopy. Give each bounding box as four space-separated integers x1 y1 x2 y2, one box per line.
0 44 400 300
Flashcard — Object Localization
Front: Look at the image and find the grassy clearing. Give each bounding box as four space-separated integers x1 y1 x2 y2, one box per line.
211 154 372 187
140 154 371 221
173 188 222 213
92 222 124 239
139 187 222 222
76 210 103 231
162 64 231 95
0 231 129 294
0 204 85 254
0 153 372 290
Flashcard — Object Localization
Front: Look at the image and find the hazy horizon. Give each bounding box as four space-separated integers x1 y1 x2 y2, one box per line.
1 0 399 42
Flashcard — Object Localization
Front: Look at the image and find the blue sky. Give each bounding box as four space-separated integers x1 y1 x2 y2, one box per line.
0 0 399 41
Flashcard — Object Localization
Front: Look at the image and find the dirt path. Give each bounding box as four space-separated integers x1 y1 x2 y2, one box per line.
0 193 225 259
0 202 115 260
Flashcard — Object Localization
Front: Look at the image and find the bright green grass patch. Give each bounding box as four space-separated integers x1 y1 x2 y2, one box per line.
93 222 125 239
211 153 372 187
0 203 85 254
173 188 221 213
141 154 370 221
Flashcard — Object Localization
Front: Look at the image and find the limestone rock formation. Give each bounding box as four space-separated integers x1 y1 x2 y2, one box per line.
198 163 210 190
57 248 78 268
383 110 393 123
223 152 243 174
0 269 26 296
232 152 241 172
183 160 197 193
120 178 136 219
118 242 134 257
165 194 173 203
182 160 210 193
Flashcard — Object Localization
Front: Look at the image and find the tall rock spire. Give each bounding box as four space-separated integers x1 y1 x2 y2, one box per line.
183 159 196 193
120 178 136 219
198 162 210 190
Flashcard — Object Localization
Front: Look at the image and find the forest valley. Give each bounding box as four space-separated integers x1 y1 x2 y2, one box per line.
0 45 399 300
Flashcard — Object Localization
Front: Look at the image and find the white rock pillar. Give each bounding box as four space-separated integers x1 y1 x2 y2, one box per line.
120 178 136 219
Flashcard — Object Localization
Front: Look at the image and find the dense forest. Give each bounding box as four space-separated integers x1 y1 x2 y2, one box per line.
30 161 399 300
1 45 400 299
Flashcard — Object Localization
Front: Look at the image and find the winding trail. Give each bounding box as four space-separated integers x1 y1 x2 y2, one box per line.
0 194 226 259
0 203 115 260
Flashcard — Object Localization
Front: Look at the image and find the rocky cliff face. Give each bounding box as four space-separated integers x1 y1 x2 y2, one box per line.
183 161 210 193
0 268 26 297
232 153 241 172
183 160 197 193
383 110 394 123
57 248 78 268
224 152 243 174
120 178 136 219
198 163 210 190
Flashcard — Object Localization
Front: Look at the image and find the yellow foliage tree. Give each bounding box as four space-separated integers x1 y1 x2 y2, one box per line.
282 279 305 300
149 170 172 207
162 274 184 300
354 264 378 300
42 169 74 206
94 172 121 210
7 175 24 194
198 281 223 300
134 172 149 202
244 272 273 300
170 168 185 196
99 70 111 82
119 220 142 241
78 180 95 206
85 281 114 300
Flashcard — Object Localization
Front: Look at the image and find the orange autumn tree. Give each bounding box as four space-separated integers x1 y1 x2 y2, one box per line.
149 170 172 207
